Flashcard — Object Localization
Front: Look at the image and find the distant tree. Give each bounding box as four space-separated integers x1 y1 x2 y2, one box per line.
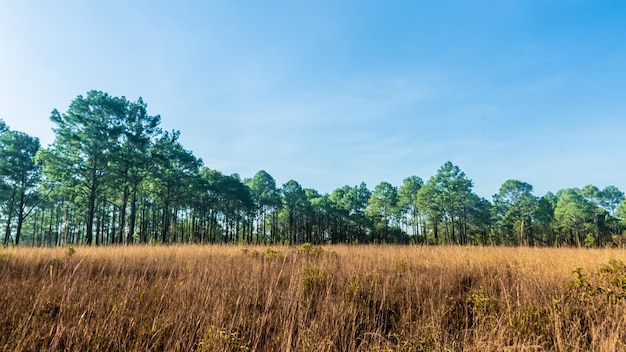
247 170 280 243
493 180 537 245
398 176 423 241
0 126 41 246
151 130 202 243
327 183 371 243
40 91 129 245
110 97 162 244
348 183 371 243
599 186 624 216
465 194 492 244
554 188 593 246
417 182 443 244
281 180 309 245
617 199 626 234
305 188 329 244
219 173 254 243
581 185 609 246
533 193 556 245
420 162 474 244
367 181 398 243
599 186 625 237
200 168 224 243
328 185 352 243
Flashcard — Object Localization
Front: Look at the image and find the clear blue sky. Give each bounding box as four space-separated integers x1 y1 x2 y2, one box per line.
1 1 625 198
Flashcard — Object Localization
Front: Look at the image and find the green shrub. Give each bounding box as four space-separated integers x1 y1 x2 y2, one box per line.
264 248 281 260
65 245 76 257
298 243 323 257
301 266 328 294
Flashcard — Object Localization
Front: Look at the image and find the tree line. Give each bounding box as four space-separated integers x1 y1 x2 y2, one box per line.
1 91 625 247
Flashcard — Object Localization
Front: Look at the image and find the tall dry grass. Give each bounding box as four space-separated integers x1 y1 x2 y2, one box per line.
1 244 626 351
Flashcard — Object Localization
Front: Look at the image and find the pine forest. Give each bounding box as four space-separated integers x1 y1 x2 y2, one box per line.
1 90 625 248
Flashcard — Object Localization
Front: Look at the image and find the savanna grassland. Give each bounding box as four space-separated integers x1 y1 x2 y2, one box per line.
2 245 626 351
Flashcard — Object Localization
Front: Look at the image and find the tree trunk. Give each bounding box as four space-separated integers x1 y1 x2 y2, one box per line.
450 213 456 244
3 189 16 247
161 201 170 244
99 197 106 245
110 206 117 245
119 186 129 244
53 205 60 246
172 207 179 243
85 160 99 246
15 191 26 246
128 189 138 244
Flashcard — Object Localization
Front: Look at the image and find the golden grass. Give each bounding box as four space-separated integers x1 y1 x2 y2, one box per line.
2 245 626 351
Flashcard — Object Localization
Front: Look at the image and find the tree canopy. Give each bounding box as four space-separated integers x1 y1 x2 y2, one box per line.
1 91 625 247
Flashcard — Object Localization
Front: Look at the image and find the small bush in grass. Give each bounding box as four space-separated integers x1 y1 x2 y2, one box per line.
467 286 499 319
599 259 626 297
344 271 376 304
552 259 626 350
297 243 323 257
557 259 626 305
512 304 553 338
394 258 408 274
264 248 281 260
241 248 261 258
65 245 76 257
301 265 328 294
196 325 250 352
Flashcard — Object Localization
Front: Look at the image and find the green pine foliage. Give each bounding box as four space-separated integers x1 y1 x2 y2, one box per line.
0 91 624 247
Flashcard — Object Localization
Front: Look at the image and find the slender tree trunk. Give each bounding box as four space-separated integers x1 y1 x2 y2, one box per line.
85 161 98 245
94 200 101 246
207 209 213 243
289 210 294 245
139 201 147 243
594 212 600 247
201 206 207 243
433 217 439 244
172 207 178 243
52 206 59 246
110 206 117 245
383 215 389 243
128 189 138 244
450 213 456 244
459 205 469 245
66 209 73 244
161 202 169 244
271 211 277 244
99 198 106 245
38 210 45 246
15 191 26 246
119 186 129 244
3 189 16 247
258 208 264 244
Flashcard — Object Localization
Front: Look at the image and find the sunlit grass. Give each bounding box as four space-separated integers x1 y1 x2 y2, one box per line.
1 245 626 351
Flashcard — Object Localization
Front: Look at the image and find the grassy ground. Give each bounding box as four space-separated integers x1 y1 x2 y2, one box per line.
1 244 626 351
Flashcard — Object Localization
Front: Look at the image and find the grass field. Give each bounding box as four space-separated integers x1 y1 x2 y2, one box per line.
2 244 626 351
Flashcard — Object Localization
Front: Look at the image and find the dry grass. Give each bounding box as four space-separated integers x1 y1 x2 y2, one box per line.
2 245 626 351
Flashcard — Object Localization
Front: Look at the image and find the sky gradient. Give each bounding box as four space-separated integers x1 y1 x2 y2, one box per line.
1 1 625 199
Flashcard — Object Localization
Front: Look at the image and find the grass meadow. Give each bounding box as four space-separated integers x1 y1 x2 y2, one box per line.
2 244 626 351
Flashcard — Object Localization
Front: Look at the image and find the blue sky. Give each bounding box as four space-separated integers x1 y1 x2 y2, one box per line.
1 1 625 198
